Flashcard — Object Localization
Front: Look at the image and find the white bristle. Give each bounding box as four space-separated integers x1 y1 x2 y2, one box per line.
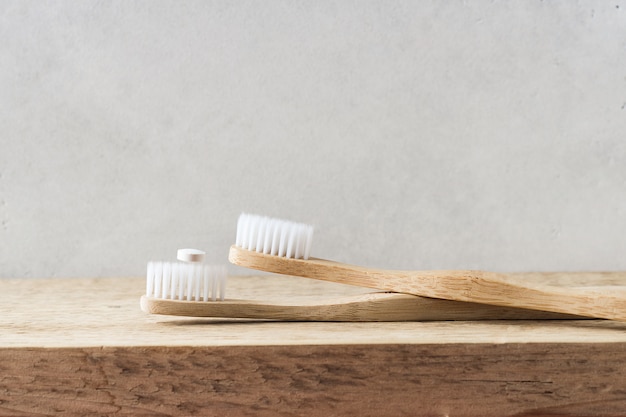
235 213 314 259
154 262 162 299
186 264 193 300
171 262 179 299
162 262 171 299
146 262 227 301
202 266 210 302
178 263 185 300
217 265 227 301
146 262 155 297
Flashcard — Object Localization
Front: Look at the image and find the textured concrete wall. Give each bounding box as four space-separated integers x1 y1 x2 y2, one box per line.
1 1 625 278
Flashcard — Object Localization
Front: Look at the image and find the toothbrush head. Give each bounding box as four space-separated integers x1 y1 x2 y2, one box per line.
146 260 227 302
235 213 314 260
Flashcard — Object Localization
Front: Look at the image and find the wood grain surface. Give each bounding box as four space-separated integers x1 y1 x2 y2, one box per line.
2 275 626 416
2 344 626 417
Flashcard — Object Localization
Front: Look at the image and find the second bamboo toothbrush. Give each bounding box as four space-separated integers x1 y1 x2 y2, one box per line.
229 213 626 321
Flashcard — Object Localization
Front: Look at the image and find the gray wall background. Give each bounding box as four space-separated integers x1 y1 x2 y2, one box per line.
1 1 625 278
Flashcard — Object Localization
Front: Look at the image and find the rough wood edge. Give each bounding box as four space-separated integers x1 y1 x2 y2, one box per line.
1 343 625 417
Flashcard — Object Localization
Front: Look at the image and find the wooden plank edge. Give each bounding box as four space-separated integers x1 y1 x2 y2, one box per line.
1 343 625 416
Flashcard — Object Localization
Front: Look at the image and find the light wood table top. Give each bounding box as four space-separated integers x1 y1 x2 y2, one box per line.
1 274 626 416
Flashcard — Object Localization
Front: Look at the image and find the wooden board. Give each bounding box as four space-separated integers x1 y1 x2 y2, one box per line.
2 275 626 416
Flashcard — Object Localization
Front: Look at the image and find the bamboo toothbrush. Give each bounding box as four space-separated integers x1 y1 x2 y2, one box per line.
140 249 583 321
228 213 626 321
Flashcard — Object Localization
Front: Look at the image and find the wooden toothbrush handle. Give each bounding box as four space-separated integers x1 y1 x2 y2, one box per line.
317 264 626 321
141 293 583 322
228 245 626 321
407 271 626 321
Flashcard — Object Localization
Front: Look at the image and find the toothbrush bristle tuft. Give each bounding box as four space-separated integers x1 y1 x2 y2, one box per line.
236 213 314 259
146 262 227 301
